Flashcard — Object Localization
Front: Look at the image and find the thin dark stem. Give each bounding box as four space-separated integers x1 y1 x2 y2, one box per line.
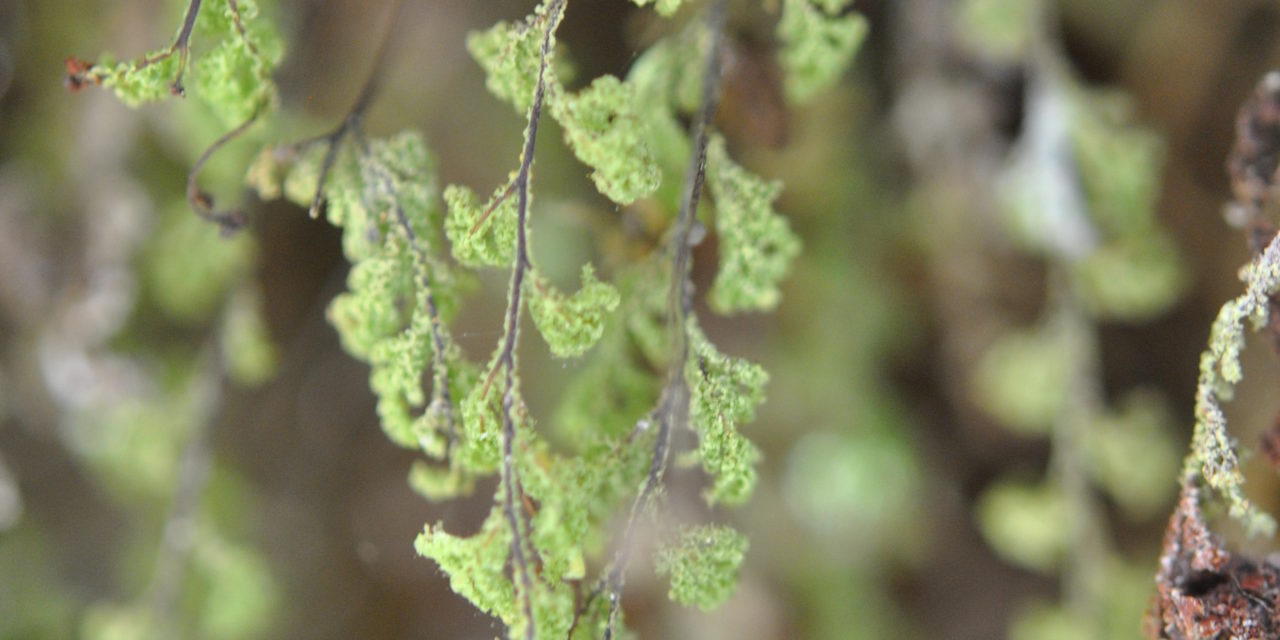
302 0 402 218
187 107 261 235
493 2 565 637
63 0 228 95
226 0 259 56
162 0 202 96
600 3 726 636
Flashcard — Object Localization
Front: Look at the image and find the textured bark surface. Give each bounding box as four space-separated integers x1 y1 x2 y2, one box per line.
1148 481 1280 639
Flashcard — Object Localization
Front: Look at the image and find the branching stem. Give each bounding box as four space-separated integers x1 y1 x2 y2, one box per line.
187 106 261 235
492 2 566 637
301 0 402 219
599 2 727 636
68 0 206 95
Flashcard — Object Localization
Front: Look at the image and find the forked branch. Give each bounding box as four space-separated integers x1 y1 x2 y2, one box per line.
598 2 728 636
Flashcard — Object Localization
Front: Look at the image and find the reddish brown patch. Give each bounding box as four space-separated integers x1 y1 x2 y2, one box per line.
63 57 98 92
1148 481 1280 638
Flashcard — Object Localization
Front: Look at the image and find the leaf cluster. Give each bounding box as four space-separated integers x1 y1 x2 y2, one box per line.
78 0 867 637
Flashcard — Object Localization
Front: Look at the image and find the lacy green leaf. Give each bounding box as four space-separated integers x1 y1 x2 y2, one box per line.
777 0 868 103
257 130 461 451
457 369 504 472
467 0 566 113
626 28 705 208
444 183 518 268
687 323 766 505
94 0 283 126
551 75 660 205
706 135 801 313
94 52 181 107
415 509 517 625
655 525 748 611
526 265 621 358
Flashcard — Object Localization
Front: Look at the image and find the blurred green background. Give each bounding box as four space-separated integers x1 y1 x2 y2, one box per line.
3 0 1280 638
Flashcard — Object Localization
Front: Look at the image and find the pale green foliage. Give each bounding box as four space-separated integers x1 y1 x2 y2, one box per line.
1069 90 1183 321
190 0 284 126
93 52 181 107
220 287 278 386
706 135 801 313
520 442 651 591
466 0 565 114
687 323 765 505
972 326 1073 435
552 265 664 444
977 478 1070 573
1185 237 1280 536
407 460 475 501
82 605 160 640
1071 234 1184 321
191 537 278 640
522 454 590 583
552 75 660 205
655 525 749 611
630 0 685 16
94 0 282 127
253 0 843 633
783 430 920 541
415 509 518 624
144 199 254 322
526 265 621 358
80 531 277 640
1008 559 1155 640
470 3 663 208
626 29 706 208
777 0 868 103
1083 391 1180 519
955 0 1035 61
444 183 518 267
458 368 504 471
1007 602 1089 640
249 131 467 451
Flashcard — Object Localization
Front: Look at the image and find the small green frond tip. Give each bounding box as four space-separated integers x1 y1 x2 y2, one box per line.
655 525 748 611
687 324 766 505
444 183 518 268
526 265 621 358
706 136 801 314
552 75 661 205
777 0 867 103
415 509 517 624
467 0 566 113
